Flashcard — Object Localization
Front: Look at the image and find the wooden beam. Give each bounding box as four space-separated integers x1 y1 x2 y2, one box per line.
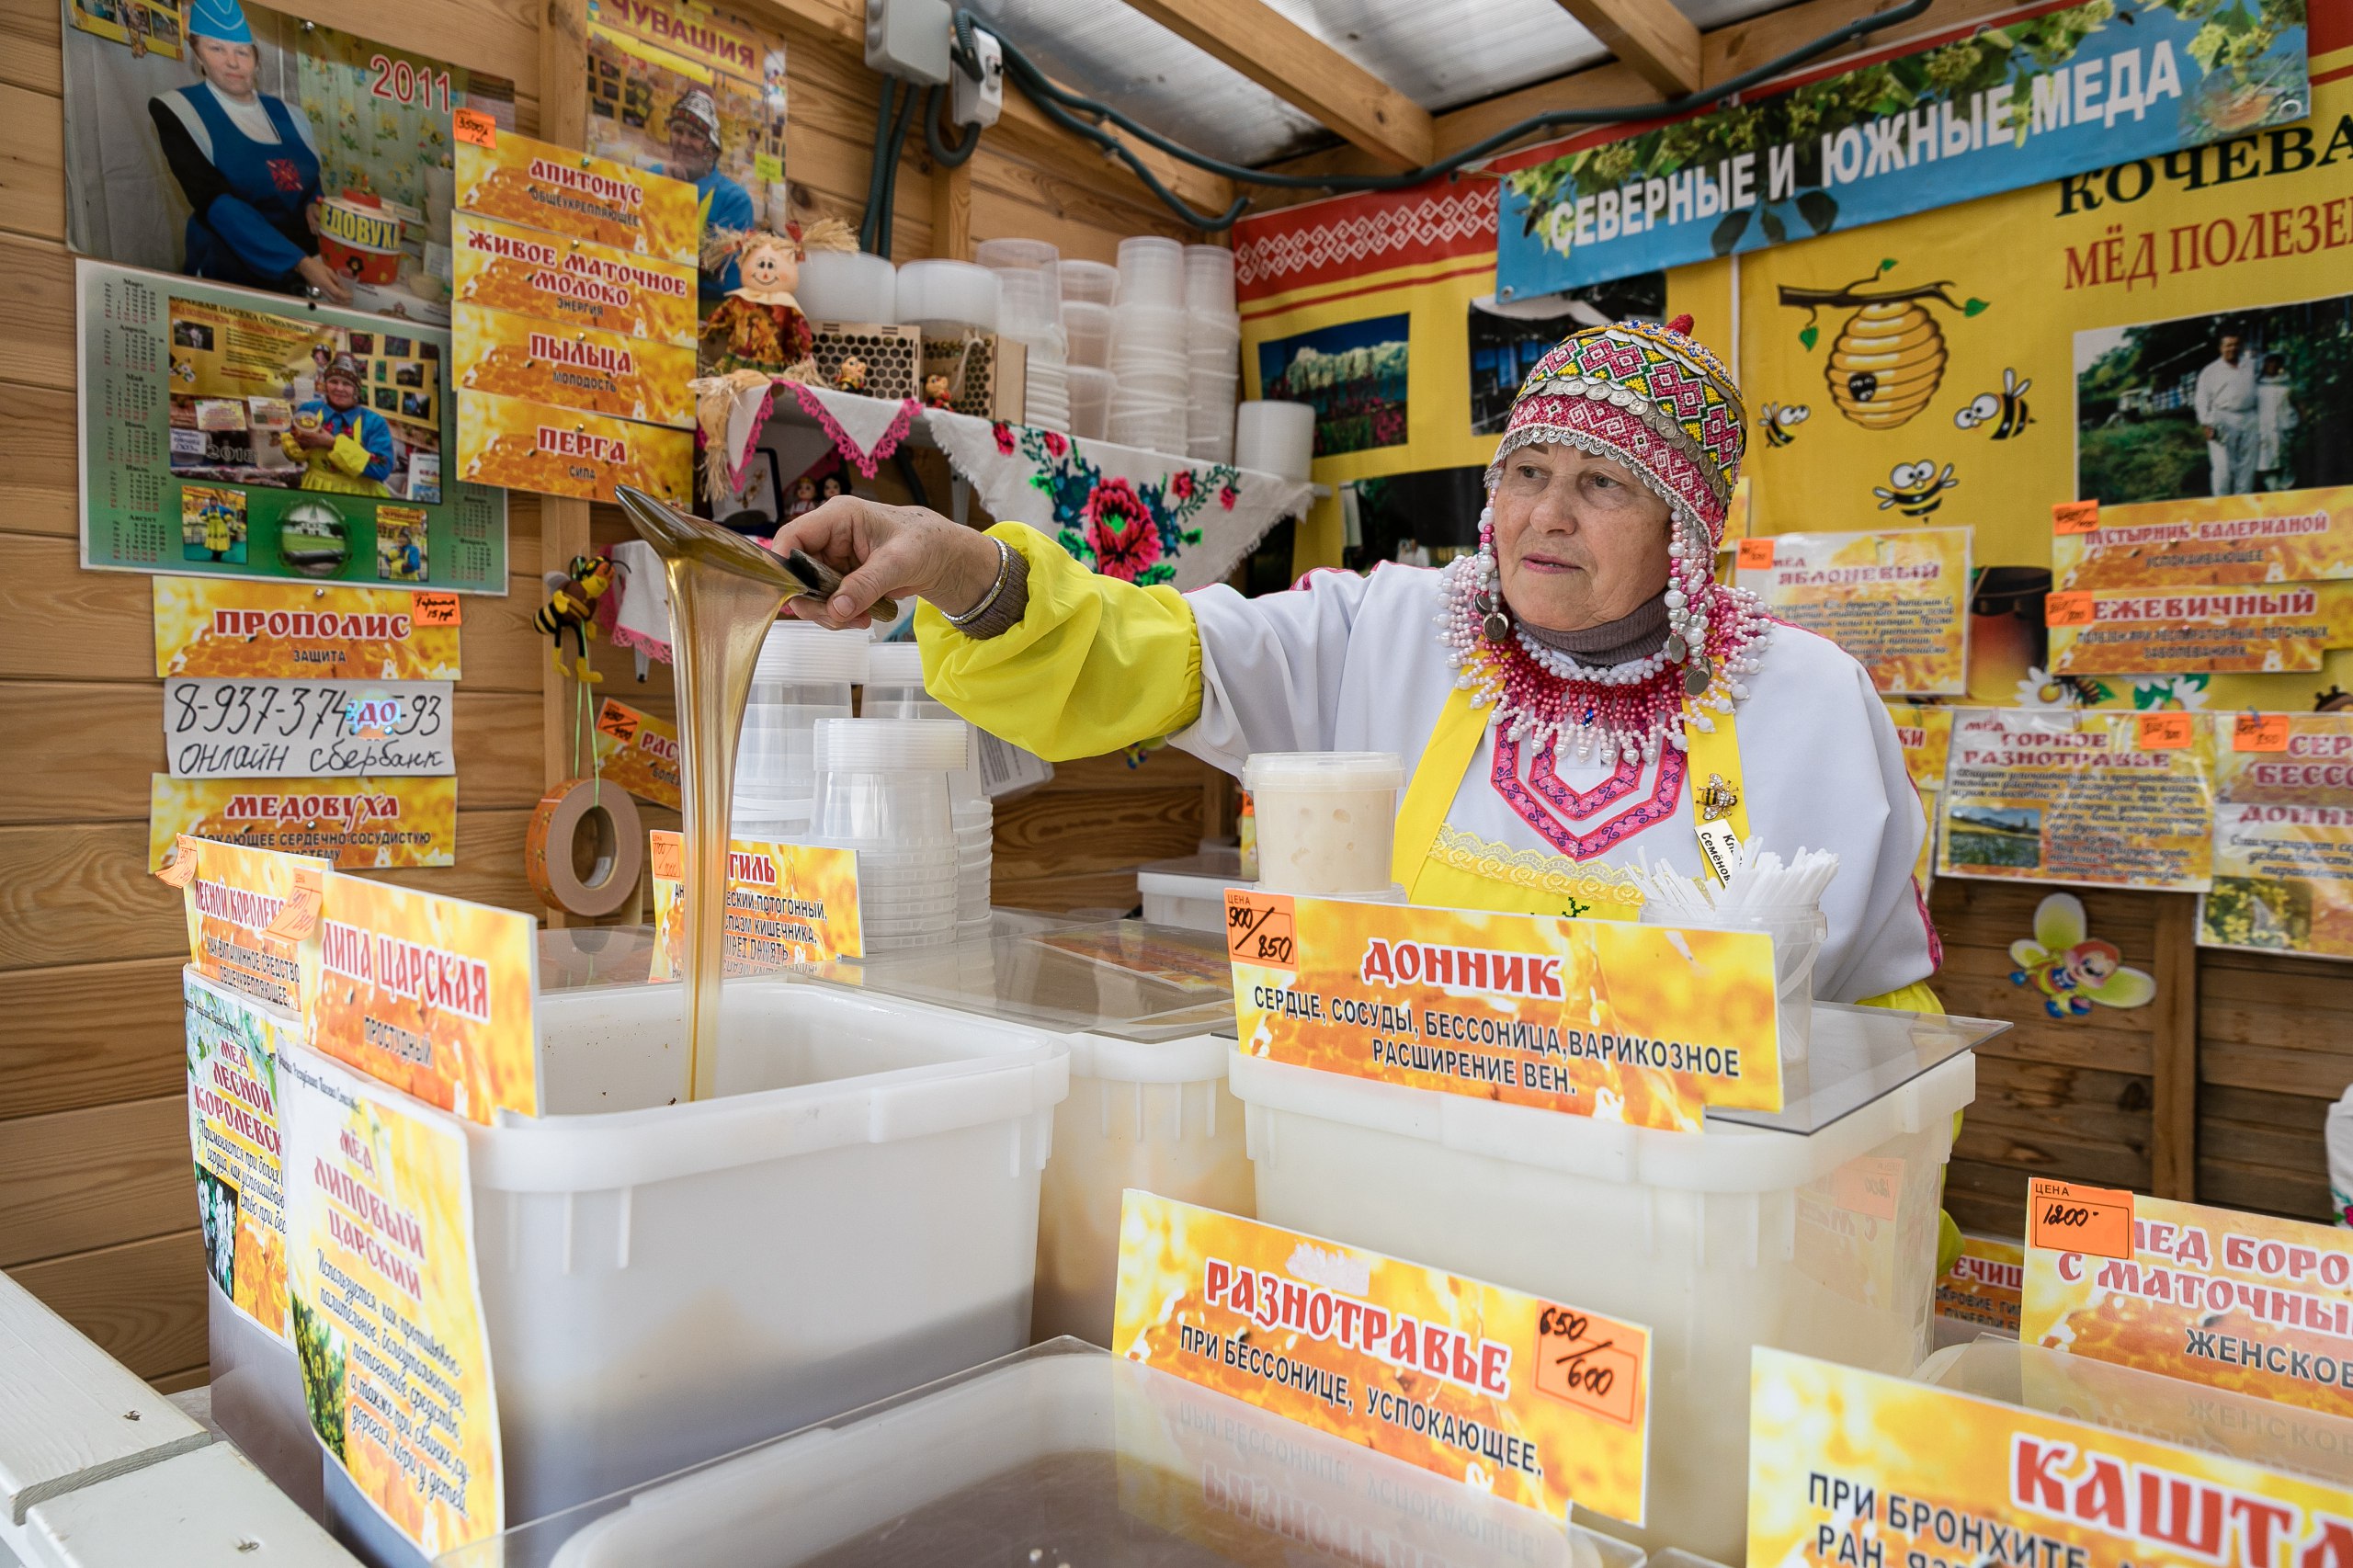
536 0 590 146
1117 0 1433 170
932 158 973 261
1552 0 1699 97
2151 891 2199 1200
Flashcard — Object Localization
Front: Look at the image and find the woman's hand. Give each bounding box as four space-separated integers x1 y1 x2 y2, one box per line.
297 255 352 305
769 495 1003 630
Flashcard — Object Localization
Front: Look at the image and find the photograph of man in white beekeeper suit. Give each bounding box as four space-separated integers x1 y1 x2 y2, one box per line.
2194 327 2259 498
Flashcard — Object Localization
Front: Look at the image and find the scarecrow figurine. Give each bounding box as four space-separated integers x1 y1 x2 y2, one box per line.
923 371 955 410
697 216 858 382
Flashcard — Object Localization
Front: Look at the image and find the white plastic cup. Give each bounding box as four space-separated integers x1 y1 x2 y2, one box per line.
1235 400 1316 480
734 623 869 820
1115 236 1185 307
1066 366 1115 439
1242 752 1404 896
896 259 1000 332
976 236 1061 281
1058 258 1118 305
1184 244 1237 312
1640 902 1825 1064
797 250 898 324
1062 301 1112 368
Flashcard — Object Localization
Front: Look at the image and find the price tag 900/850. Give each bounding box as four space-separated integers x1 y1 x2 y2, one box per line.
1224 888 1297 972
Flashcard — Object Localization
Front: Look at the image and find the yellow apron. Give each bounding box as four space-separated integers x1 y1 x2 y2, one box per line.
1389 685 1748 919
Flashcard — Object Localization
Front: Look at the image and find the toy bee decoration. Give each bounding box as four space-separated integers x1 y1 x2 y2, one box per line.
1757 402 1811 449
2008 892 2155 1018
1874 460 1958 517
536 551 617 683
1954 368 2033 438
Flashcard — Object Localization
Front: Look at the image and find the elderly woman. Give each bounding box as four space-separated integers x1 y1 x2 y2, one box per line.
773 316 1939 1008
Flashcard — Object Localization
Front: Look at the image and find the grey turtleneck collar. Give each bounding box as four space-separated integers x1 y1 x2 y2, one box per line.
1516 591 1670 667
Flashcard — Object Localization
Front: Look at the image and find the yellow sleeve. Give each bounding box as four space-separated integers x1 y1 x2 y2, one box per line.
327 431 373 478
278 427 302 462
916 522 1204 762
1856 979 1942 1013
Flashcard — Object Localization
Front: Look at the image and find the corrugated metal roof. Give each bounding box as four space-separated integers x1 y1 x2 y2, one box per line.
966 0 1802 167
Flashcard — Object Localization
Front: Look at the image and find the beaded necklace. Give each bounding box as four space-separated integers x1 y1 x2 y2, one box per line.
1437 508 1769 768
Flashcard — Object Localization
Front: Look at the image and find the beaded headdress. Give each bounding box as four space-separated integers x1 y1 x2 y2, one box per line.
1486 313 1745 546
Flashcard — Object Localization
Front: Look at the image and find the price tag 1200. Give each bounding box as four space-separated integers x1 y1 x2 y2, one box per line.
164 678 454 779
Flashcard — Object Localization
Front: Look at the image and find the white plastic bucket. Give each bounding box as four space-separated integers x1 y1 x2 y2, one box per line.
1231 1040 1974 1561
323 979 1066 1566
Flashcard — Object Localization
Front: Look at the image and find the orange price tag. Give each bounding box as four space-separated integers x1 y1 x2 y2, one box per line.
2027 1178 2135 1259
1833 1155 1903 1221
2233 712 2290 753
2137 712 2194 750
412 592 461 627
2052 499 2101 534
649 830 683 882
156 833 200 888
453 108 497 148
1735 537 1777 571
2045 591 2096 627
266 865 324 941
1223 888 1297 972
595 699 639 743
1533 1304 1647 1427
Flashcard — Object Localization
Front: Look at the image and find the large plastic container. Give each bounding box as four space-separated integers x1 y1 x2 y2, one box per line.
1243 750 1404 895
835 920 1249 1348
325 979 1067 1567
1137 846 1253 931
1231 1001 2002 1561
1917 1335 2353 1488
441 1341 1647 1568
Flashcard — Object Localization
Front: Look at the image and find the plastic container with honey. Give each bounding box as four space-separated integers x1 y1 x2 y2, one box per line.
1241 751 1403 896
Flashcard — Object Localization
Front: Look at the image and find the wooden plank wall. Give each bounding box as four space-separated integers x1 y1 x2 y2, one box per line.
0 0 1206 1389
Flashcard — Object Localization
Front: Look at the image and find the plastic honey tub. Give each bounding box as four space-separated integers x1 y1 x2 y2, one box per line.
1137 846 1253 932
828 921 1253 1348
1231 1000 2000 1561
435 1340 1649 1568
322 977 1066 1568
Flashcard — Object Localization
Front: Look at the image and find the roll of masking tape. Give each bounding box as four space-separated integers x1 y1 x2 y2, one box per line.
527 778 645 917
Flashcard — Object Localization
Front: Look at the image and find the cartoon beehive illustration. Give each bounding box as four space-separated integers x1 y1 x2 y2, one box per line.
1779 260 1986 431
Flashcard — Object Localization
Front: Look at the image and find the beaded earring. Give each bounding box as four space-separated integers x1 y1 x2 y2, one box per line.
1472 506 1509 642
1664 511 1715 696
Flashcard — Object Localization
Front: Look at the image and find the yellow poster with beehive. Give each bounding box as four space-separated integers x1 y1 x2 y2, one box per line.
1223 889 1780 1131
1749 1347 2353 1568
453 390 692 505
305 873 539 1123
453 127 697 262
451 304 695 428
1114 1193 1653 1525
280 1043 501 1557
1734 528 1971 695
449 214 698 347
154 579 461 680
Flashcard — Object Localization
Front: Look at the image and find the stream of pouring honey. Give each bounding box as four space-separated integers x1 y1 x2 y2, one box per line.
617 487 802 1101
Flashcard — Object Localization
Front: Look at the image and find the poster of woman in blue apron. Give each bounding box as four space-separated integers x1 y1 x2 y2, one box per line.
145 0 345 303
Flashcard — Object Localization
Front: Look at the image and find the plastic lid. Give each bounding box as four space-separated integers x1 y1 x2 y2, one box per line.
814 716 967 773
1241 750 1405 792
863 640 927 689
756 621 870 685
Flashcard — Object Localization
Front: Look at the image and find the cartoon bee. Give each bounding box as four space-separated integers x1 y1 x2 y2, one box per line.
1954 369 2033 439
2008 892 2156 1019
1873 460 1958 517
1757 403 1811 449
536 551 618 682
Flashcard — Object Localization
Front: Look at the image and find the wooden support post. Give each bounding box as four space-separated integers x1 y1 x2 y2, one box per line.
932 142 972 261
538 0 593 924
2150 890 2200 1199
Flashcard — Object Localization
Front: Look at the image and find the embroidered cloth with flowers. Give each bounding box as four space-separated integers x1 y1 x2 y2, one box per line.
768 315 1938 1009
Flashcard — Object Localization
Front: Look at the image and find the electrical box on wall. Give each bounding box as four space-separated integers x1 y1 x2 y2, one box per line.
950 28 1003 128
864 0 951 85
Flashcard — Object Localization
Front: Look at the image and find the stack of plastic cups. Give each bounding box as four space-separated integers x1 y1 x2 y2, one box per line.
811 717 967 953
895 258 1000 333
978 238 1067 432
1186 245 1240 461
864 642 993 939
1240 752 1407 902
1234 400 1316 480
1059 260 1116 441
732 622 870 839
796 249 898 324
1108 237 1188 453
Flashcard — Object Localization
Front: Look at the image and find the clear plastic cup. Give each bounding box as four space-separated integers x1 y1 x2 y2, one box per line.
1115 236 1185 308
1058 258 1118 305
1241 752 1405 896
1066 367 1115 439
1184 244 1236 312
1639 902 1826 1064
1062 301 1111 368
810 718 961 846
734 623 868 822
1234 400 1316 481
976 237 1061 278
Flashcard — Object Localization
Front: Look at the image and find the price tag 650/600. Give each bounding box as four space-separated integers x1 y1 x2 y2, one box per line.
1225 888 1298 973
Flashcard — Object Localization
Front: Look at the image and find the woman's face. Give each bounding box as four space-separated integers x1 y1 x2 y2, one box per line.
194 36 258 98
1490 443 1673 632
